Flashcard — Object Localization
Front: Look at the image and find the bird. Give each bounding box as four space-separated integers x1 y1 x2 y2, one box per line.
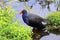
19 9 50 30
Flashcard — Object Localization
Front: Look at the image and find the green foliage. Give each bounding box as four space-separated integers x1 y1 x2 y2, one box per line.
46 11 60 31
47 11 60 26
0 7 32 40
0 7 16 27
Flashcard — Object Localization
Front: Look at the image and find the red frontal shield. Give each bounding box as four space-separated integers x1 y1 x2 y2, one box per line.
19 9 24 14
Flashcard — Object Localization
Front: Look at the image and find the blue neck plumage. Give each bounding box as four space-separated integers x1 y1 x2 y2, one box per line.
22 12 30 25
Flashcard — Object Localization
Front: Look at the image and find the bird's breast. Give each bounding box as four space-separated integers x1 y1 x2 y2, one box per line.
22 14 30 25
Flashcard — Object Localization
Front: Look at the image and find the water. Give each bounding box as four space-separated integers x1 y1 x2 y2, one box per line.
40 33 60 40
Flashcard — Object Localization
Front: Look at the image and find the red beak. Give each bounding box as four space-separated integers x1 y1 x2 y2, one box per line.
19 9 24 14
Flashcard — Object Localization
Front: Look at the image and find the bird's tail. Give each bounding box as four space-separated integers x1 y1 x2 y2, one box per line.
42 19 50 26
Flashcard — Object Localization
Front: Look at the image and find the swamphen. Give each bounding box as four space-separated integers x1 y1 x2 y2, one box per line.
19 9 50 30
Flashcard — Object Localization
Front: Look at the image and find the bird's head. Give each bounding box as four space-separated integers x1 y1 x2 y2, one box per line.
19 9 27 14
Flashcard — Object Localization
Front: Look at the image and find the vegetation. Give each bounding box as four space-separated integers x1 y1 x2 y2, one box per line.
46 11 60 31
0 7 32 40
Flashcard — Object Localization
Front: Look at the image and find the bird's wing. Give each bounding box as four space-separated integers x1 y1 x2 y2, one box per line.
29 14 44 24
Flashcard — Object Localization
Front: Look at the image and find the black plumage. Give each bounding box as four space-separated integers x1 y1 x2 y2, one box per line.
20 9 49 30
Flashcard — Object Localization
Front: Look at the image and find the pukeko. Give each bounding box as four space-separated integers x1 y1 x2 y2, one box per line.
19 9 50 30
